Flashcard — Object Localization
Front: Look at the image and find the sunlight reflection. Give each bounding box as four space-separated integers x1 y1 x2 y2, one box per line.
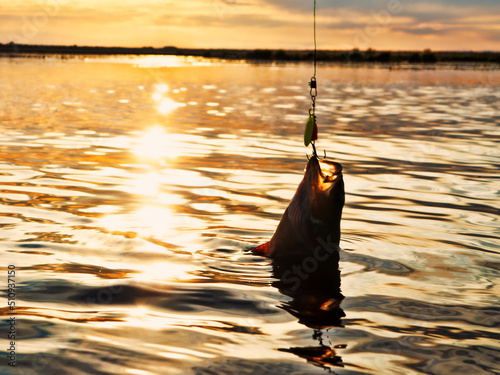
135 206 176 236
125 369 154 375
158 352 189 360
80 205 121 214
125 172 162 196
99 204 204 241
152 92 162 101
98 206 179 237
133 126 182 160
151 83 185 115
83 55 215 67
191 203 223 212
133 262 196 282
133 55 214 68
158 97 184 114
158 192 187 205
156 83 168 93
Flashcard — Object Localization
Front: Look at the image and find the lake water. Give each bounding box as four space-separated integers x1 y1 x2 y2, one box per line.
0 56 499 375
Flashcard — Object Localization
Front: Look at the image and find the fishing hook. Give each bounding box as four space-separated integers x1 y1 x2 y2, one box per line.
306 147 327 161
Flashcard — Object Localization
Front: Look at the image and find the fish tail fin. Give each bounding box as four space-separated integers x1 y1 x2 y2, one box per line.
252 242 270 256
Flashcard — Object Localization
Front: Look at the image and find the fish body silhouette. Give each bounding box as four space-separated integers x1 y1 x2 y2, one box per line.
253 156 344 260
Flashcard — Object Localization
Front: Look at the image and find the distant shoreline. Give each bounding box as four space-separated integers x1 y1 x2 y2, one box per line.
1 43 499 65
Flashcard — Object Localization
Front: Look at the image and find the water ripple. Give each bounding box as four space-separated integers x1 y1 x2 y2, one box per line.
1 57 499 375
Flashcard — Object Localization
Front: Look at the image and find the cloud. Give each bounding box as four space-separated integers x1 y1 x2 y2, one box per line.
264 0 397 14
268 0 499 15
0 0 499 50
391 27 449 36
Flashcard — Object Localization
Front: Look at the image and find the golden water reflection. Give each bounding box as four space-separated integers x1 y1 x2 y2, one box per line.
1 57 499 375
99 205 204 241
152 83 186 115
133 127 181 160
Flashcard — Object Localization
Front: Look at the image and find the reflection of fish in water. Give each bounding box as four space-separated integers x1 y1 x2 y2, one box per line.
252 154 346 369
272 249 345 370
279 345 344 370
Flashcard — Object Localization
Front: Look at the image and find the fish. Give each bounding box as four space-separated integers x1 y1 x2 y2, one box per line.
253 154 346 335
253 155 345 260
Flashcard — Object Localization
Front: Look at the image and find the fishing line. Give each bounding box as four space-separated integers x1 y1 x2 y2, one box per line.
313 0 317 78
304 0 318 157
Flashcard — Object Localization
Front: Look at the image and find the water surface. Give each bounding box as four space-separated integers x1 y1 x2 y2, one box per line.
0 56 499 374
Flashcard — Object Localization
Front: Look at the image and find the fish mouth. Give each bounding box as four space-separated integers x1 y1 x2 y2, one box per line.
303 155 344 233
307 157 343 192
319 159 342 183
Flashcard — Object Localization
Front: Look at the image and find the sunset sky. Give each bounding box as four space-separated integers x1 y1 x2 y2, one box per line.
2 0 499 51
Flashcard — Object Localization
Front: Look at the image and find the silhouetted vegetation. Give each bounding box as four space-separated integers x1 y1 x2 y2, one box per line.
422 49 437 64
408 52 422 64
1 43 499 65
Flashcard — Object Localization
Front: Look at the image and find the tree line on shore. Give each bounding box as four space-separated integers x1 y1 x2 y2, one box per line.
1 43 499 64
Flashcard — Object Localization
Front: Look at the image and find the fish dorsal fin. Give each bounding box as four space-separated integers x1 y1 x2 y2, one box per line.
252 242 270 256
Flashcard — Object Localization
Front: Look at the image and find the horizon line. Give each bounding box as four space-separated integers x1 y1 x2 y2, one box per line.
1 42 500 54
